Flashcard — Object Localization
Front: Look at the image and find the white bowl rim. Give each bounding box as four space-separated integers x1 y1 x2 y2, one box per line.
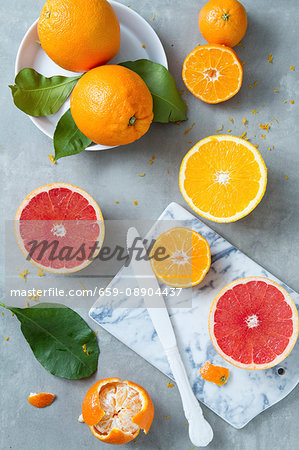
14 1 168 151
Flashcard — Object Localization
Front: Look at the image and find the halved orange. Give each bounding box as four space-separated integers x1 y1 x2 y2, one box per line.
179 135 267 223
182 44 243 103
82 378 154 445
150 227 211 288
28 392 55 408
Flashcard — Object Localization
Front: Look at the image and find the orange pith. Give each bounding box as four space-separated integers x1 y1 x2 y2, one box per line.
82 378 154 444
38 0 120 72
200 361 229 386
182 44 243 103
150 227 211 288
199 0 247 48
15 183 104 273
70 65 154 146
208 277 299 370
179 135 267 223
28 392 55 408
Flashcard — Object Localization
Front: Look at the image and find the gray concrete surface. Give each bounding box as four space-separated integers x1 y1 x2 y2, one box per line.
1 0 298 449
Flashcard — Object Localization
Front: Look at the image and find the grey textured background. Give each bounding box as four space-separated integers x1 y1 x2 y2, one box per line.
0 0 298 449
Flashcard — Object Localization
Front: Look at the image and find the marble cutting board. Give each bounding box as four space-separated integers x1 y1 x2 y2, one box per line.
89 202 299 428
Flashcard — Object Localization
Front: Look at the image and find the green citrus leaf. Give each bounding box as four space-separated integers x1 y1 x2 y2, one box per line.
3 302 99 379
9 68 81 116
54 109 92 160
119 59 187 123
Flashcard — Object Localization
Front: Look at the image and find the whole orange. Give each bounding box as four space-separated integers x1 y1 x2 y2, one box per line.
198 0 247 47
70 65 154 146
38 0 120 72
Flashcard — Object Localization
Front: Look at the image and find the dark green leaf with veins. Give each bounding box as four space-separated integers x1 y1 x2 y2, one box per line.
54 109 92 160
0 302 99 379
9 68 81 116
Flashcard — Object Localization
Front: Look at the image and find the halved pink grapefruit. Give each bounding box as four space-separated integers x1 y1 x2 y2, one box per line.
209 277 298 370
15 183 104 273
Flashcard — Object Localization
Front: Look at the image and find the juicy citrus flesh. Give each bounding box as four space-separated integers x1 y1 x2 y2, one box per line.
15 183 104 273
200 361 229 386
70 65 153 146
38 0 120 72
150 227 211 288
28 392 55 408
182 44 243 103
209 277 299 370
198 0 247 48
82 378 154 445
179 135 267 223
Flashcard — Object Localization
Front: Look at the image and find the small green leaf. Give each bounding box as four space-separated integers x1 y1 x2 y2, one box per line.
1 302 99 379
119 59 187 123
54 109 92 160
9 68 81 116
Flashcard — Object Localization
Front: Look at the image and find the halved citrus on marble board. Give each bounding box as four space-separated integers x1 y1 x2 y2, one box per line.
209 277 299 370
28 392 55 408
182 44 243 103
15 183 104 273
82 378 154 444
179 135 267 223
150 227 211 288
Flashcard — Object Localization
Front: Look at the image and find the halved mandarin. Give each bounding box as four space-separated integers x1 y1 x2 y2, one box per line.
179 135 267 223
150 227 211 288
182 44 243 103
82 378 154 445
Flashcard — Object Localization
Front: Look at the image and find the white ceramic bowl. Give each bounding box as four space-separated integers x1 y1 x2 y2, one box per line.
15 1 168 151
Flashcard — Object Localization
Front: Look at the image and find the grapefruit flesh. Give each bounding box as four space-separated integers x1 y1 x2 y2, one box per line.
15 183 104 273
209 277 298 369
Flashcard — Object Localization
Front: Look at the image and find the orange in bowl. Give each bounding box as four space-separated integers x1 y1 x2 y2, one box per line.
82 378 154 444
70 65 153 146
38 0 120 72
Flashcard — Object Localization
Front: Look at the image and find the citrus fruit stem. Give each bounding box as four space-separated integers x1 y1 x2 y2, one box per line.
222 13 230 21
129 115 136 126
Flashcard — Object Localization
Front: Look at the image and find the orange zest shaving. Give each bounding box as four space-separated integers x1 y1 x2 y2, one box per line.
240 132 247 139
152 13 156 20
115 200 119 204
48 154 56 164
167 381 174 388
290 66 295 71
184 122 195 135
133 201 138 205
216 125 223 132
290 100 294 104
37 268 45 277
229 118 234 124
82 344 90 355
249 81 258 88
268 53 273 63
227 129 232 132
28 392 55 408
5 337 10 341
200 361 229 386
138 173 145 177
242 118 247 126
261 134 266 139
142 44 146 49
19 269 30 281
259 123 271 132
251 109 258 114
272 117 279 124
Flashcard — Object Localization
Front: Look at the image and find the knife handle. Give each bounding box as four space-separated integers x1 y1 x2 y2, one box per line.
165 346 213 447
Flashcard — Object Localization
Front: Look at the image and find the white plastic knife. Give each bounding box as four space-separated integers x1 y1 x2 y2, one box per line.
127 227 213 447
